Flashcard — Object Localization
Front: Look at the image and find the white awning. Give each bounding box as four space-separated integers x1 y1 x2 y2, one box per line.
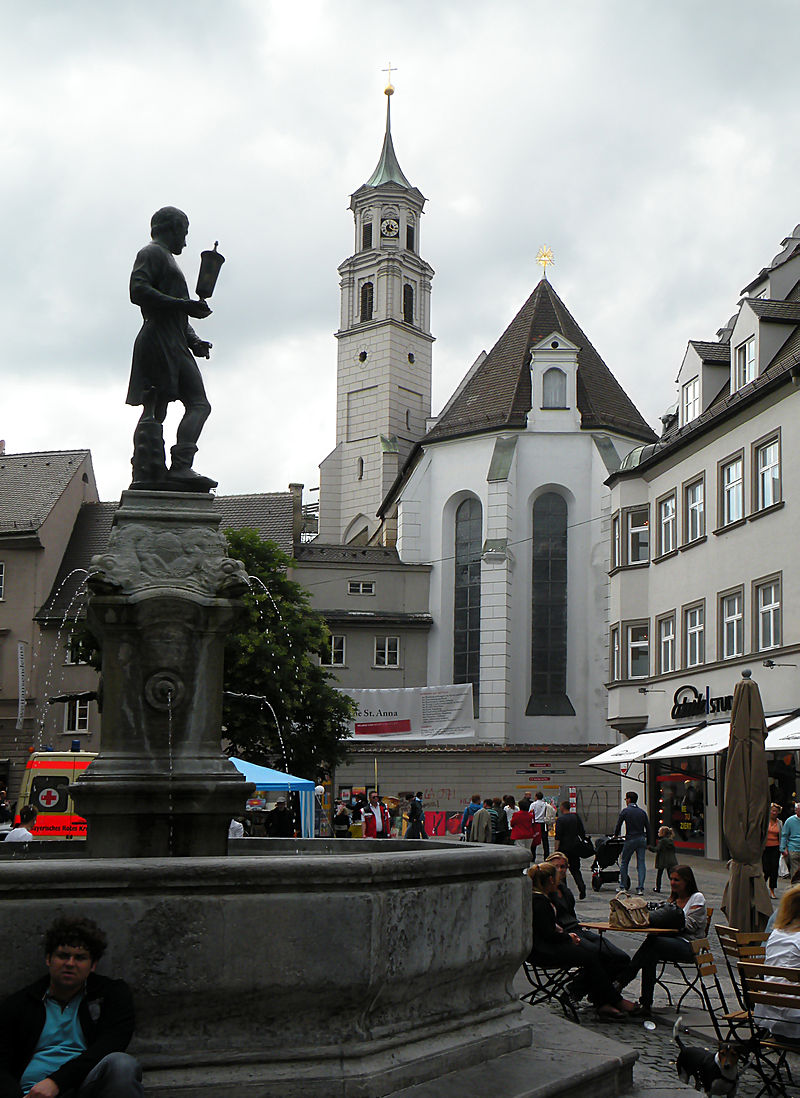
580 724 705 768
766 715 800 752
646 720 731 760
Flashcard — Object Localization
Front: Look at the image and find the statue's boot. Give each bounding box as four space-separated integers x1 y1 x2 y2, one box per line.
168 444 218 492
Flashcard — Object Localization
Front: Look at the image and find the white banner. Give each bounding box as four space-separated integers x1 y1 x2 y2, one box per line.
342 684 476 742
16 642 26 730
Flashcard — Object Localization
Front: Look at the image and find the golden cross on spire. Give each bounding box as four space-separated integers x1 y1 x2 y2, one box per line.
536 246 555 279
382 62 397 94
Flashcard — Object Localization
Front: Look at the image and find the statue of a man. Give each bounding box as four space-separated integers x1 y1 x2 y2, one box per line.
127 206 216 491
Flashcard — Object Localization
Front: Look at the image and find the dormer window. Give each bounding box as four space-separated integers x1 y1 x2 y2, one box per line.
681 376 699 424
542 367 567 409
735 337 756 390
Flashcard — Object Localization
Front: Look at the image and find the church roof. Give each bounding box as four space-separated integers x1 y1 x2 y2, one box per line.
363 94 414 190
425 279 656 444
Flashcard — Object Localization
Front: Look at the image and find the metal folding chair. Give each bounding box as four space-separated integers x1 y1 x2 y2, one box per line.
655 908 715 1010
521 958 581 1023
738 960 800 1098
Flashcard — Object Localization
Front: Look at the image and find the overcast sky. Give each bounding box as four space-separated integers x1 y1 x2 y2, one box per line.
3 0 800 502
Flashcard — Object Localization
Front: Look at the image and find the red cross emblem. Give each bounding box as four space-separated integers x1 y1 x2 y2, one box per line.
39 788 60 808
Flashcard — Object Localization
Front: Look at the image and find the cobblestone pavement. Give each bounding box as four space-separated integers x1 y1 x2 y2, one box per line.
516 850 799 1096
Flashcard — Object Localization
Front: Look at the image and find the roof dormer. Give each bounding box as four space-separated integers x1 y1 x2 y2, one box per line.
529 331 580 430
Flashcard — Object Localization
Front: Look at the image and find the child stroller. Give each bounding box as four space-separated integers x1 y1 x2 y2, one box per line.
590 836 626 891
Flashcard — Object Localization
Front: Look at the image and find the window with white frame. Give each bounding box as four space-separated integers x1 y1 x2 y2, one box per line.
627 623 649 679
755 577 781 651
321 635 346 667
681 376 699 424
609 626 620 681
684 478 704 543
348 580 375 595
684 603 705 668
658 494 676 556
720 590 743 660
65 633 90 666
64 698 89 733
374 636 399 667
626 507 649 564
720 456 743 526
754 437 780 510
0 561 4 599
657 615 676 675
735 337 756 389
611 514 621 570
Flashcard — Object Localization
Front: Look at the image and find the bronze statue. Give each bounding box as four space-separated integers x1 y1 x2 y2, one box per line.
127 207 220 492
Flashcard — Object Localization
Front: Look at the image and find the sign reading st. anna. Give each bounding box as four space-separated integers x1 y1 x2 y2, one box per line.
670 684 733 721
343 684 476 742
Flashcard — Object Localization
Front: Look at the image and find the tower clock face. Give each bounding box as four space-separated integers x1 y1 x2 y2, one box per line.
380 218 399 238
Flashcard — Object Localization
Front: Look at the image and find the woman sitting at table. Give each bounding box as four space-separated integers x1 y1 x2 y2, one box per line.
755 884 800 1038
528 863 640 1018
545 853 630 983
619 863 707 1016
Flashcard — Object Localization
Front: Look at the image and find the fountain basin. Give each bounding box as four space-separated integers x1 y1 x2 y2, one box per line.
0 840 532 1097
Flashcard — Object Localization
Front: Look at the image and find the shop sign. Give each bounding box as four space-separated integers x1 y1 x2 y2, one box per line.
670 684 733 720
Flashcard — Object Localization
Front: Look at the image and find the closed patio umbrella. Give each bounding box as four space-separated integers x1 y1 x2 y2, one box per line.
721 671 773 931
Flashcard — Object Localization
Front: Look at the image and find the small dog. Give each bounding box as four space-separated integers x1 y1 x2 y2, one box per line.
672 1017 743 1095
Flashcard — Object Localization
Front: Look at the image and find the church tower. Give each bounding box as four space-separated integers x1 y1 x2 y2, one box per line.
318 83 434 544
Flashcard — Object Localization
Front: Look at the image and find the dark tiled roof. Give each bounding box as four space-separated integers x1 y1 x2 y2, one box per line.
612 323 800 480
689 340 730 364
747 299 800 323
214 493 294 556
321 609 433 628
38 492 295 620
295 543 403 565
425 279 656 445
0 450 91 534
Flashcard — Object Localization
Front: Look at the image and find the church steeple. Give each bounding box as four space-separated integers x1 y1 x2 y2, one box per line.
363 88 414 190
318 84 435 545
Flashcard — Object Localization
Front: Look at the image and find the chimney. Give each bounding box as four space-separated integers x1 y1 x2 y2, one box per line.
288 483 303 547
0 440 5 455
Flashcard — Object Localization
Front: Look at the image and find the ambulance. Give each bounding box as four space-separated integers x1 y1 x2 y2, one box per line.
14 748 96 839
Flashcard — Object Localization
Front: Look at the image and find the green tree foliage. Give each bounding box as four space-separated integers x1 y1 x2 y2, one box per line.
222 528 354 779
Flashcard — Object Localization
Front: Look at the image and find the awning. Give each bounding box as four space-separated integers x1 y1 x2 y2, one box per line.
765 714 800 752
229 758 316 838
646 720 731 760
580 723 705 768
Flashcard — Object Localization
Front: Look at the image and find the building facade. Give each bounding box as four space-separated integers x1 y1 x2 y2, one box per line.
604 224 800 859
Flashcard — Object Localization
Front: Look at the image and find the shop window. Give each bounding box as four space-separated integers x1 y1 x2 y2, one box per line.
654 769 705 853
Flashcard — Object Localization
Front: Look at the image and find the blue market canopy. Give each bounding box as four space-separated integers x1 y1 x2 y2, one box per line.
229 758 315 838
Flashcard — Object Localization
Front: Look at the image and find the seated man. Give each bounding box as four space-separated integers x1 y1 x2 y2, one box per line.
0 916 142 1098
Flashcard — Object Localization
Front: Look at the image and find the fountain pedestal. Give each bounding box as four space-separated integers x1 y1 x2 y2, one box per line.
71 490 253 857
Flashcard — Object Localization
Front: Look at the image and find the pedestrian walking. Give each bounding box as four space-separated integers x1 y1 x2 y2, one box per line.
652 825 678 893
532 792 549 859
554 801 587 899
614 791 651 895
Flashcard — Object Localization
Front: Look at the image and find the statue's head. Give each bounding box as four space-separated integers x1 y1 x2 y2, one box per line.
150 206 190 255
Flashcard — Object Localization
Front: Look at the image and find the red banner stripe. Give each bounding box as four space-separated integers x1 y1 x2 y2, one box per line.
354 719 413 736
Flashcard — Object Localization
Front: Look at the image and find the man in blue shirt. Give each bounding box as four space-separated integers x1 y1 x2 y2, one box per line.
0 916 142 1098
613 791 651 895
780 802 800 883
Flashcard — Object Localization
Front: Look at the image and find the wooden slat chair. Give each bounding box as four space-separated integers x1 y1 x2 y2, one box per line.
738 961 800 1098
521 958 581 1023
715 924 767 1011
654 907 714 1011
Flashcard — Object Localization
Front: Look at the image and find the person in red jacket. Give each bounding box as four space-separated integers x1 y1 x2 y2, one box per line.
362 791 392 838
510 797 541 861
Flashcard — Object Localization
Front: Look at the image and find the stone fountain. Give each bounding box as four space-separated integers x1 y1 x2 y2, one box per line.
0 210 533 1097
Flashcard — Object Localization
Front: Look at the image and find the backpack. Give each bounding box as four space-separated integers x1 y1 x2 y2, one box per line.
609 892 650 929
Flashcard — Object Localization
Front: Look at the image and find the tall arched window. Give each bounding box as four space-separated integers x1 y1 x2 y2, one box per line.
526 492 574 716
454 498 482 715
360 281 374 322
403 283 414 324
542 367 567 408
